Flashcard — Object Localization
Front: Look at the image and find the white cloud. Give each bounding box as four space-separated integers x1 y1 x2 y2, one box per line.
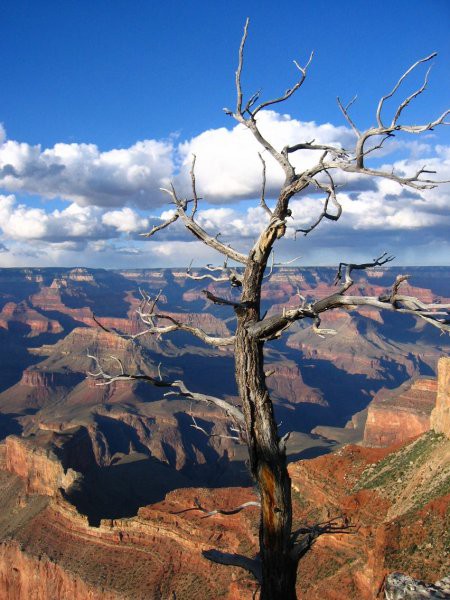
176 111 356 201
0 195 109 242
0 115 449 267
0 136 174 208
102 207 149 233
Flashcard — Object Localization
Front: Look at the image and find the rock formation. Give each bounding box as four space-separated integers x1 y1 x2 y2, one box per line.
0 301 63 336
384 573 450 599
1 435 80 496
430 357 450 438
364 378 438 447
0 267 448 597
363 356 450 447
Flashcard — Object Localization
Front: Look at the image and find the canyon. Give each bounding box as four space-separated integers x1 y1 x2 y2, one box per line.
0 267 448 598
0 358 448 598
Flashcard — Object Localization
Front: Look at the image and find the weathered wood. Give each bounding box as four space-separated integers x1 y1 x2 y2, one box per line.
94 18 449 600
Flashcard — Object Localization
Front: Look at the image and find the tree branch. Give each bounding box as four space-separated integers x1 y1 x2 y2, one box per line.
158 185 248 264
187 259 243 288
141 212 179 238
246 255 450 340
336 95 360 136
190 154 200 218
333 252 395 293
285 139 349 160
188 411 243 443
258 152 272 216
202 550 262 583
203 289 252 309
235 17 249 116
296 171 342 236
376 53 436 128
87 354 244 424
225 19 311 180
136 290 236 347
332 53 449 184
171 497 260 518
253 53 314 116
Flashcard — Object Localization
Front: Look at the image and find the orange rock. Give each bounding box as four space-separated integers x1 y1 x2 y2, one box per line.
363 378 437 447
430 357 450 438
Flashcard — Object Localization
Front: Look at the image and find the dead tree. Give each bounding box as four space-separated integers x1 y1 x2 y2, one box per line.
89 19 449 600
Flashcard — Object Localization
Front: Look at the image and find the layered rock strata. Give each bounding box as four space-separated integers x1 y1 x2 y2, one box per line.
430 357 450 438
364 378 438 447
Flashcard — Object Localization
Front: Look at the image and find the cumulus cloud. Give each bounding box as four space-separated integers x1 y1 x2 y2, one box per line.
0 195 156 245
102 207 149 233
176 111 357 201
0 136 174 208
0 113 449 267
0 195 112 242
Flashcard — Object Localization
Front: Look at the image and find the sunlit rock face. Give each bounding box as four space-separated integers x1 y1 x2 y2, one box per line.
363 378 438 447
3 435 80 496
430 357 450 438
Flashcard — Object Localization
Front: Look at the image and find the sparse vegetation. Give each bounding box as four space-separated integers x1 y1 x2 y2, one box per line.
355 431 450 514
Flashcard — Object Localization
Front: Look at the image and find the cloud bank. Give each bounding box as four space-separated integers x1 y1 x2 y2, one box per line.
0 111 449 267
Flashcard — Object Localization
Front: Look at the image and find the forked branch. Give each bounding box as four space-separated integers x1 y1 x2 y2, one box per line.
188 410 244 443
136 289 236 347
296 171 342 236
141 161 247 265
246 254 450 340
187 258 243 288
334 53 449 185
334 252 394 293
87 353 244 424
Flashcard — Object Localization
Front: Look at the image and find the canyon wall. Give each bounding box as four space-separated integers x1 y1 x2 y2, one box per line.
364 356 450 447
430 356 450 438
2 436 79 496
363 378 437 447
0 541 121 600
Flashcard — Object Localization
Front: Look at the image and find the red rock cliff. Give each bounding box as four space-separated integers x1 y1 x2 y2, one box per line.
430 356 450 438
363 377 438 447
3 436 78 496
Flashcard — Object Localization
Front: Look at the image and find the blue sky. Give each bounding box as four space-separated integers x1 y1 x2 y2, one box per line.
0 0 449 267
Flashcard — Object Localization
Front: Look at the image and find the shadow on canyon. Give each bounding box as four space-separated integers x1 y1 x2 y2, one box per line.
65 452 250 527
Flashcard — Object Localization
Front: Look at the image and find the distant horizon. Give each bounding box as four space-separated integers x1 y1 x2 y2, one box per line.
0 264 449 272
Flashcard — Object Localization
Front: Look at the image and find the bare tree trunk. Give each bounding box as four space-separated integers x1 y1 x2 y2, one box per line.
90 21 449 599
235 261 298 599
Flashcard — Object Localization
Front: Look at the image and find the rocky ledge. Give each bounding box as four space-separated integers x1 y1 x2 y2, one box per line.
384 573 450 599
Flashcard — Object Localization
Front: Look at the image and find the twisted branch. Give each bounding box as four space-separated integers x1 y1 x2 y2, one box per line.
171 497 260 518
87 354 244 424
187 258 243 288
136 290 235 347
246 254 450 340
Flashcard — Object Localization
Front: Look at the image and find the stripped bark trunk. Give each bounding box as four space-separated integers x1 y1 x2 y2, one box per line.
235 258 298 599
